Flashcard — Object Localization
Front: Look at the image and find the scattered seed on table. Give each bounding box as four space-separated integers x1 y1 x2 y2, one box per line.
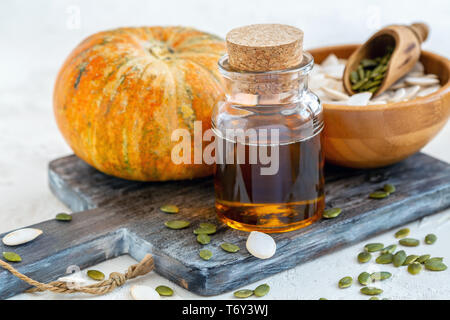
234 289 253 298
358 251 372 263
369 191 389 199
199 249 212 261
364 243 384 252
425 259 447 271
383 184 396 194
156 285 174 296
369 296 380 300
408 262 423 275
403 255 419 265
399 238 420 247
425 234 437 245
338 276 353 288
165 220 190 230
197 234 210 245
376 253 393 264
360 287 383 296
55 213 72 221
393 250 407 267
319 297 328 300
254 284 270 297
220 242 240 253
394 228 410 239
381 244 397 254
160 204 179 214
2 251 21 262
417 254 431 264
87 269 105 281
193 224 216 235
358 272 371 285
370 271 391 281
323 208 342 219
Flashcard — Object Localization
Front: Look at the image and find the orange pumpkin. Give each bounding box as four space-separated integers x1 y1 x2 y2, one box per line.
54 26 226 181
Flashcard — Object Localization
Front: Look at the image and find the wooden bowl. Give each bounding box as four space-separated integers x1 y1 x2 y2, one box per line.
309 44 450 168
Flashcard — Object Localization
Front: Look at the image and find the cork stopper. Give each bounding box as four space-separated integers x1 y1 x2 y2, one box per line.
226 24 304 72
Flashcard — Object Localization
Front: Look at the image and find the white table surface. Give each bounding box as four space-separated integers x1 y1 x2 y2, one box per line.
1 0 450 300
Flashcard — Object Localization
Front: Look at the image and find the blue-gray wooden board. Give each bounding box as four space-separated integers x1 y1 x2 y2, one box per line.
1 152 450 299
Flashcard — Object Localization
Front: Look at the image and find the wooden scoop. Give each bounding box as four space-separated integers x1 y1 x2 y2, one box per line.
343 23 429 97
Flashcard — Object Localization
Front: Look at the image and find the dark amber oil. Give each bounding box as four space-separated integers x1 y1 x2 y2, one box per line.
214 132 325 233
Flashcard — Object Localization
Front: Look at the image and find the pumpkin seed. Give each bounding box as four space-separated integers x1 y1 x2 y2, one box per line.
425 259 447 271
425 257 443 264
393 250 407 267
399 238 420 247
358 272 371 285
364 243 384 252
403 255 419 265
193 224 216 235
369 191 389 199
370 271 391 281
376 253 393 264
2 228 43 246
383 184 396 194
155 285 173 296
394 228 410 239
234 289 254 298
254 284 270 297
165 220 190 230
87 269 105 281
199 222 216 229
221 242 240 253
160 204 179 214
381 244 397 254
369 297 380 300
323 208 342 219
2 251 22 262
197 234 210 245
199 249 212 261
319 297 328 300
358 251 372 263
360 287 383 296
417 254 431 264
408 262 423 275
55 213 72 221
338 276 353 288
425 234 437 245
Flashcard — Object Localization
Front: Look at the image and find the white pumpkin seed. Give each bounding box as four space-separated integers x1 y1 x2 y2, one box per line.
405 76 439 86
246 231 276 259
130 285 161 300
347 92 372 106
2 228 43 246
321 87 349 101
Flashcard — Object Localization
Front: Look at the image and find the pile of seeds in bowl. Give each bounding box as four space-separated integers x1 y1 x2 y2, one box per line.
310 54 442 106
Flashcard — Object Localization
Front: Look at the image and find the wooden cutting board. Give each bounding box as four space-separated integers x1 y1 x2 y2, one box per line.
1 153 450 299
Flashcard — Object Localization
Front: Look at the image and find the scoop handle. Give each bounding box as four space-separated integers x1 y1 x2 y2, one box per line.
408 22 429 43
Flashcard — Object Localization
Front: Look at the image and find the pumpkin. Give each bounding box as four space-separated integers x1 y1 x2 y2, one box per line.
54 26 226 181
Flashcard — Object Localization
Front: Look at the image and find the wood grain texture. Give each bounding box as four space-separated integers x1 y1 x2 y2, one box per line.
309 44 450 168
1 153 450 299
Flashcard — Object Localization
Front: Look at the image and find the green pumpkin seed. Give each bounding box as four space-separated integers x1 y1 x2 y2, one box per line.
364 243 384 252
393 250 407 267
369 191 389 199
199 222 216 229
361 287 383 296
370 271 392 281
369 297 380 300
193 224 216 235
425 257 443 264
417 254 431 264
254 284 270 297
394 228 410 239
358 272 371 285
160 204 179 214
220 242 240 253
399 238 420 247
358 251 372 263
197 234 210 245
199 249 212 261
234 289 253 298
319 297 328 300
338 276 353 288
165 220 190 230
376 253 393 264
381 244 397 254
383 184 396 194
323 208 342 219
425 259 447 271
350 71 359 84
403 255 419 265
87 269 105 281
155 285 173 296
408 262 423 275
2 251 22 262
425 234 437 245
55 213 72 221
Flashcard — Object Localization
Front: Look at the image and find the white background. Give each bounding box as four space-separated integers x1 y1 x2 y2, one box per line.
1 0 450 299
